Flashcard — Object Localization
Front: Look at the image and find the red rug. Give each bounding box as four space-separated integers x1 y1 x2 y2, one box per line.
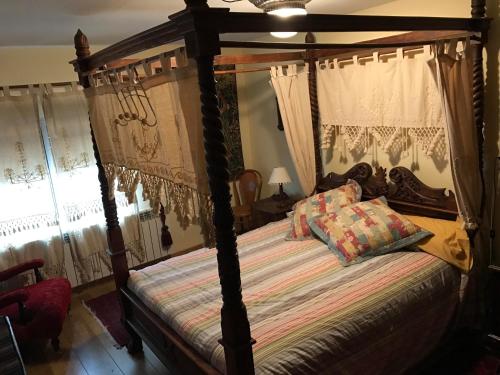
83 290 130 347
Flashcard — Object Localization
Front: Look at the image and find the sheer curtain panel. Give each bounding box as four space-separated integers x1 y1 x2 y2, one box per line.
430 40 481 231
85 52 213 245
42 84 142 284
270 65 316 196
0 87 65 279
317 47 448 164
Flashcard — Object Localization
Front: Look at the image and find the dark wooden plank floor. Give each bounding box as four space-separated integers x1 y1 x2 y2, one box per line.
22 279 173 375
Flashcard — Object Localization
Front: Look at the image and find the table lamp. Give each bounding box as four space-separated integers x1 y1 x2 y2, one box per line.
268 167 291 201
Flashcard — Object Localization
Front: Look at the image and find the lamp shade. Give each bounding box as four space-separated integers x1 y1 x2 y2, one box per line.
249 0 311 14
268 167 292 185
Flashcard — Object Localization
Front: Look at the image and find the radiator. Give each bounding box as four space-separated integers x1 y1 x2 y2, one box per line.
65 210 167 287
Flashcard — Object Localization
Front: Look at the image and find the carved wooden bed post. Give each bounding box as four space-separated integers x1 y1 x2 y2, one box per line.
305 32 323 189
73 30 141 352
471 0 487 218
181 1 255 373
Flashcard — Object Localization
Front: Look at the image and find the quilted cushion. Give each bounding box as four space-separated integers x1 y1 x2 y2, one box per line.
308 197 432 266
0 278 71 342
286 179 362 241
404 215 472 272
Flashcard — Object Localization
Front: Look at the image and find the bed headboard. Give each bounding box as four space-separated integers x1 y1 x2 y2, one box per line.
316 162 458 221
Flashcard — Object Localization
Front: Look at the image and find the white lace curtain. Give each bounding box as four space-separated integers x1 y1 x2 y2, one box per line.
85 52 213 244
317 46 448 164
0 87 64 278
0 84 143 285
270 64 316 196
317 40 480 230
42 84 142 284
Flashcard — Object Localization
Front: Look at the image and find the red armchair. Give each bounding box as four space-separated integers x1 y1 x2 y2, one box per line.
0 259 71 350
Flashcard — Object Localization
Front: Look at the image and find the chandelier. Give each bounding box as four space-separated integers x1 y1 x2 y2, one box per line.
248 0 311 16
223 0 310 37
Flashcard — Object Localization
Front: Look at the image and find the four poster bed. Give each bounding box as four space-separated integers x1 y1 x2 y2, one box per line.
71 0 490 374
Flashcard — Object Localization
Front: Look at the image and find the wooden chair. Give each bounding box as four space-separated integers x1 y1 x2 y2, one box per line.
232 169 262 233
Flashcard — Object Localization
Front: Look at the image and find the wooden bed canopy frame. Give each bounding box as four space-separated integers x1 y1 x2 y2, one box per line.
71 1 490 373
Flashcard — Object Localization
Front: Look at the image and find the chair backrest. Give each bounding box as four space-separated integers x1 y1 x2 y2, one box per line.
232 169 262 207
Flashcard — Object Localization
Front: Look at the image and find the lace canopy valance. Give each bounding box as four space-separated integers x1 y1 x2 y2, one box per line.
316 40 480 230
85 50 213 243
317 46 447 161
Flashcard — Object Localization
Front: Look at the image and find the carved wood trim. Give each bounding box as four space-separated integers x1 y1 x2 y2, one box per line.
316 162 373 193
363 167 390 199
471 0 486 18
387 166 457 219
316 163 458 220
471 42 487 218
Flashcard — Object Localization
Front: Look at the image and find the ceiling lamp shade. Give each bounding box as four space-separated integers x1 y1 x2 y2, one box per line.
270 31 298 38
249 0 311 17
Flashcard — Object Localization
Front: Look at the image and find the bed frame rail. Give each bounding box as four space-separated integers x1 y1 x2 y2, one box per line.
71 4 490 75
121 287 220 374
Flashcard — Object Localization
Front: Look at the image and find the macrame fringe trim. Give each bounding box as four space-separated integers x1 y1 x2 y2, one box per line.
0 214 59 237
104 164 215 246
321 124 447 160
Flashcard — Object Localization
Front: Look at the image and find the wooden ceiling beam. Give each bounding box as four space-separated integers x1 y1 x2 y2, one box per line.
215 12 489 34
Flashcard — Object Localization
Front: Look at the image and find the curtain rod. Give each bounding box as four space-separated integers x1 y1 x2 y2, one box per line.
86 32 478 78
218 35 480 50
318 36 475 63
215 67 271 75
3 81 77 91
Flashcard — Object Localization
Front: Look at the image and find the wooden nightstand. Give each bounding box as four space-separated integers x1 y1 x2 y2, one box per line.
252 197 297 228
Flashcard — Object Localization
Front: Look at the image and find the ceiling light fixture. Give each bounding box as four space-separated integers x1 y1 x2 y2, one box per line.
251 0 310 38
270 31 298 38
248 0 311 17
223 0 310 39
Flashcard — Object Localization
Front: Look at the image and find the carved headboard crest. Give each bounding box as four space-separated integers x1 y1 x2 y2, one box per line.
316 163 458 220
387 167 457 219
316 162 373 192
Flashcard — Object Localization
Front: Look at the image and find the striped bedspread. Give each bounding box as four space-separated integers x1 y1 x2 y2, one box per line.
128 219 461 374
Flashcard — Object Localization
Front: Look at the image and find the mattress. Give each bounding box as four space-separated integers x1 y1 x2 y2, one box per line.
128 219 461 374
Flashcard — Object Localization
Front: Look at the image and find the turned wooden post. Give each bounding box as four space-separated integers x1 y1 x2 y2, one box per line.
196 53 255 375
471 0 486 18
182 1 255 373
305 32 323 189
73 30 141 352
470 0 487 216
184 0 209 8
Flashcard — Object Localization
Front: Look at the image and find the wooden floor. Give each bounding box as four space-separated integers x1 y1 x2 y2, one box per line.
23 279 174 375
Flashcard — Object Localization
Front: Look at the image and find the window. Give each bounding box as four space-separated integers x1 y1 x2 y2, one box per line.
0 84 140 284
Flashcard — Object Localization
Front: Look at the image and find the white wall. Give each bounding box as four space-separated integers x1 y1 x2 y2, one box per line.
0 46 91 85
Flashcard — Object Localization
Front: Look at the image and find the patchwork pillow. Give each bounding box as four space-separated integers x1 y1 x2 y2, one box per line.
308 197 432 266
286 179 362 241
